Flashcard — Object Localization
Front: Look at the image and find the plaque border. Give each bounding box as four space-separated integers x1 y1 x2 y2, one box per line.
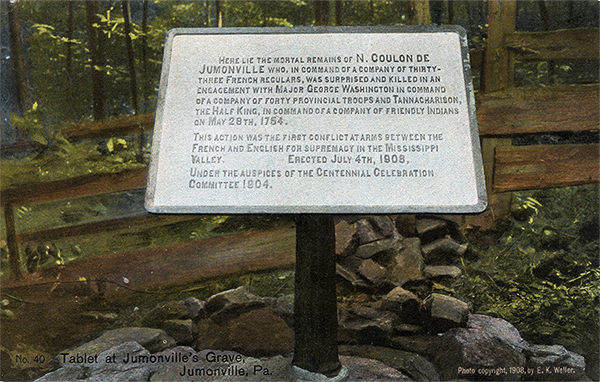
146 25 487 214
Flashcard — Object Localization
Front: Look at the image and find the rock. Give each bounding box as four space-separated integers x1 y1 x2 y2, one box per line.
39 342 156 382
367 216 399 238
421 293 469 333
340 356 412 381
355 218 384 244
60 327 176 364
263 294 294 323
416 218 448 243
393 323 424 334
226 308 293 357
401 279 434 300
163 319 193 345
335 220 357 257
292 365 349 381
355 238 403 260
336 263 370 289
87 341 156 382
435 314 530 380
339 345 440 382
140 299 193 327
391 334 447 360
526 344 587 381
338 306 396 346
34 366 89 382
193 318 227 350
151 349 293 381
204 286 265 320
334 215 362 224
195 308 293 357
424 265 462 279
421 237 468 265
357 259 387 287
386 237 424 287
182 297 205 319
379 287 421 324
393 214 418 237
429 214 466 242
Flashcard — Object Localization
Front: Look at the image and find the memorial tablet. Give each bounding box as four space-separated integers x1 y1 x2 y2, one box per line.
146 26 487 214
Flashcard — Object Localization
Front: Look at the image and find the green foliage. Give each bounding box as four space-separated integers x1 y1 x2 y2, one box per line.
9 102 71 150
455 185 600 378
515 61 575 87
1 139 144 189
340 1 407 26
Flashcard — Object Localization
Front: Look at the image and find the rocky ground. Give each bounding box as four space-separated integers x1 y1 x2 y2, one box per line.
31 215 590 381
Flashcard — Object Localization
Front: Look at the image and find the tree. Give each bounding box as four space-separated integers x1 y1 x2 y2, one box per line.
65 0 74 104
85 0 106 121
141 0 149 112
7 0 29 115
216 0 223 27
314 0 329 26
121 0 138 115
407 0 431 25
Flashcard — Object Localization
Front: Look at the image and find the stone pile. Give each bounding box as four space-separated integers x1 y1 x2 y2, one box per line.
335 215 473 337
34 215 589 381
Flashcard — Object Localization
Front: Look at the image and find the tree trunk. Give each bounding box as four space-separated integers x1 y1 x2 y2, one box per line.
85 0 106 121
121 0 138 115
141 0 148 112
7 0 29 115
205 1 211 26
407 0 431 25
314 0 329 26
447 0 454 24
215 0 223 27
335 0 342 25
66 0 74 103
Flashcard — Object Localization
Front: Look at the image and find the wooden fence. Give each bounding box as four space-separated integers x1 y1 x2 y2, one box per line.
2 0 598 288
469 0 598 229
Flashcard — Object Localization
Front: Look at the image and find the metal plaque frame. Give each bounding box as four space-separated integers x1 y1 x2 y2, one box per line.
146 26 487 214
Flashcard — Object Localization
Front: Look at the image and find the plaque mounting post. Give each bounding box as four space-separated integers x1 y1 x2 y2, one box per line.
293 214 341 377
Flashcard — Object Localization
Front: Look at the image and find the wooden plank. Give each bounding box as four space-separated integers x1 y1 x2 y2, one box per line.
1 167 147 205
506 28 599 61
477 84 600 136
62 113 154 141
2 114 154 158
16 213 200 244
2 226 296 296
493 143 599 192
3 203 22 279
0 140 40 158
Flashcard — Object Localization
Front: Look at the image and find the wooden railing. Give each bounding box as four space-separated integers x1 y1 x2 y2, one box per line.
469 0 599 229
2 1 598 282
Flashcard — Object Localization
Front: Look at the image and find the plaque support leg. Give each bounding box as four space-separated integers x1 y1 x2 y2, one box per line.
293 214 341 377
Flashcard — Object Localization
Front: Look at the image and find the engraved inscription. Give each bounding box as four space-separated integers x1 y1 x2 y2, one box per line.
146 28 486 213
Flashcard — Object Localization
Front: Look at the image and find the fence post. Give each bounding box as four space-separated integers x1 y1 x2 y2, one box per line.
467 0 516 230
3 202 22 279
